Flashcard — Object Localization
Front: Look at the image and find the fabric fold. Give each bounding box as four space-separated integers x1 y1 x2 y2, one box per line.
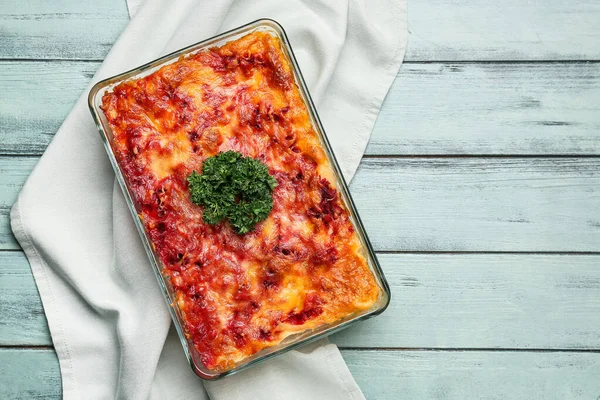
11 0 407 398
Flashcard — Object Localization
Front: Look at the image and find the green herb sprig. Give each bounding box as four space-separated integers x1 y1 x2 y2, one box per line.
187 151 278 234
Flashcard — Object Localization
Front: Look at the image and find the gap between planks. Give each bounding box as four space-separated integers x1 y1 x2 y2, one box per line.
2 59 600 64
374 250 600 255
2 345 600 353
362 155 600 159
403 60 600 65
3 59 600 65
3 248 600 255
5 154 600 159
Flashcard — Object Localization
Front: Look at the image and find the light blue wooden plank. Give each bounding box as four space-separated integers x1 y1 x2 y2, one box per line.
343 350 600 400
1 349 599 399
407 0 600 61
334 254 600 349
0 349 61 399
3 251 600 350
1 0 600 61
0 157 37 249
0 61 98 155
352 157 600 251
0 0 129 60
2 157 600 251
0 209 18 250
2 62 599 156
0 157 38 207
0 252 49 345
368 63 600 155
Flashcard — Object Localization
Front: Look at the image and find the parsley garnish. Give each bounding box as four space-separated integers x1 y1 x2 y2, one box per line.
187 151 278 234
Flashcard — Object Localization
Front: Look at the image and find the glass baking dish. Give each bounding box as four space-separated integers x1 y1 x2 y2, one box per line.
88 18 390 380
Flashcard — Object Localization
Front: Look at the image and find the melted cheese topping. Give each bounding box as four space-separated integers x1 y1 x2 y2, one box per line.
101 32 380 371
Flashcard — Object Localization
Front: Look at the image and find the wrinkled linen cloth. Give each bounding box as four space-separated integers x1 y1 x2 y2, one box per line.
11 0 407 398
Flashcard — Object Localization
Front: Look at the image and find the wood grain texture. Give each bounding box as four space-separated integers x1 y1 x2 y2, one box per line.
335 254 600 349
368 62 600 155
0 209 18 250
0 349 61 400
0 0 129 60
2 61 599 156
343 350 600 400
407 0 600 61
3 252 599 350
2 157 600 251
352 158 600 251
0 252 48 346
0 157 36 249
2 349 599 399
2 0 600 61
0 61 98 155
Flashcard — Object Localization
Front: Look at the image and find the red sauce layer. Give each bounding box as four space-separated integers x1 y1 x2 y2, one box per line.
101 31 380 370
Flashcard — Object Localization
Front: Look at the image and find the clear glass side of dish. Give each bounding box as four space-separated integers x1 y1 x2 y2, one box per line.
88 18 391 380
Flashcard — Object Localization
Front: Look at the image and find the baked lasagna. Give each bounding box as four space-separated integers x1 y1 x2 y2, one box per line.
101 31 380 370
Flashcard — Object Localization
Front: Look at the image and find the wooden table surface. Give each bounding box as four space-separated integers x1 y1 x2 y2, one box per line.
1 1 600 398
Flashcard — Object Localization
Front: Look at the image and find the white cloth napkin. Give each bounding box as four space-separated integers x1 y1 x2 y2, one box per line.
10 0 407 399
